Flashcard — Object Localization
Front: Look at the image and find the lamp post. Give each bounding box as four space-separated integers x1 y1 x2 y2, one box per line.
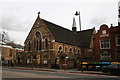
75 11 81 31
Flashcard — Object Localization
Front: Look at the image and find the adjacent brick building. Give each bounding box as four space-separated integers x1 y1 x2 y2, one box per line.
93 24 120 62
24 13 95 69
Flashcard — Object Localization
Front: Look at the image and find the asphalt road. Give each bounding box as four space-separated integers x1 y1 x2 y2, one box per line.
2 68 120 80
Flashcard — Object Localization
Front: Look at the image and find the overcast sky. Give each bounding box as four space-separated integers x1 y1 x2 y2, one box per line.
0 0 119 45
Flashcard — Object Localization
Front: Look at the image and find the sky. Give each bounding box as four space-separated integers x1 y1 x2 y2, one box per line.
119 1 120 22
0 0 119 45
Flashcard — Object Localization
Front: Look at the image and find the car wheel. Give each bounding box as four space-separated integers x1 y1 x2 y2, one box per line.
106 71 111 75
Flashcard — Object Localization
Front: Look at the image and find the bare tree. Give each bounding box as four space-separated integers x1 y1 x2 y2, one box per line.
6 41 24 49
0 31 24 49
0 31 11 43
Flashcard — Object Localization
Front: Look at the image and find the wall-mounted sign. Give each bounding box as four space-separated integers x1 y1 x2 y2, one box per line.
100 34 109 37
44 60 47 64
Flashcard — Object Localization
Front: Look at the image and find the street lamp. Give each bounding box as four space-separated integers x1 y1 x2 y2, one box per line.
75 11 81 31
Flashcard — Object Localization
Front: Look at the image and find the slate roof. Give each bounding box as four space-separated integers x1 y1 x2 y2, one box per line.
42 19 94 48
77 29 94 48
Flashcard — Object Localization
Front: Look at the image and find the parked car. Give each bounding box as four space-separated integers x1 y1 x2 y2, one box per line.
101 64 120 75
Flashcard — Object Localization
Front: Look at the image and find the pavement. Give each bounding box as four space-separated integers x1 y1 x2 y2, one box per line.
2 66 103 74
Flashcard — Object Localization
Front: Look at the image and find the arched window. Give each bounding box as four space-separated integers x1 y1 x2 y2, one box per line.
58 46 62 54
69 48 72 52
35 31 41 39
34 31 42 51
45 38 48 50
59 46 62 51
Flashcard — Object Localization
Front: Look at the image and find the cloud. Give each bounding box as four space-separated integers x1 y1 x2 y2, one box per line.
91 17 107 28
2 14 31 32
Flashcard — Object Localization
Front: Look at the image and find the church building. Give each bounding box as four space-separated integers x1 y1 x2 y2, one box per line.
23 13 96 69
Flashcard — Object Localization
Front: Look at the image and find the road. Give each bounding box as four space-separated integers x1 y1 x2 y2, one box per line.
2 68 120 80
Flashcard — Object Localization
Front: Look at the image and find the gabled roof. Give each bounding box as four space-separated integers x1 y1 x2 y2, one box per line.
41 19 94 48
42 19 79 46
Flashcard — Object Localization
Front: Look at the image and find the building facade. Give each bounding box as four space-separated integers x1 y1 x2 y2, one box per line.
24 14 95 69
93 24 120 62
0 42 24 66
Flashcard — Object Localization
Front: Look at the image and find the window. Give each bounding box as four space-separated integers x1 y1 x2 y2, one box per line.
59 46 62 51
34 40 39 51
100 51 111 60
77 50 80 58
28 41 31 51
102 30 106 34
116 50 120 60
34 40 36 49
45 38 48 50
39 40 42 51
100 39 110 49
69 48 72 52
35 31 41 39
58 46 62 54
36 40 39 51
116 35 120 46
34 31 42 51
